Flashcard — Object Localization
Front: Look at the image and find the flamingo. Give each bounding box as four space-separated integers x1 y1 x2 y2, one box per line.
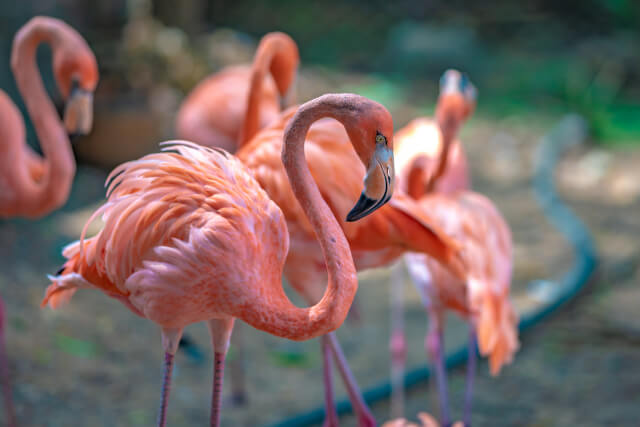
237 98 467 426
403 192 519 427
0 16 98 426
389 70 476 418
390 71 518 426
175 32 299 152
41 93 395 427
1 16 98 219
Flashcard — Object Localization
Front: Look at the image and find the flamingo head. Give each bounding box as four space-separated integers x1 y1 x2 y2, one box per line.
435 69 476 140
53 37 98 136
344 97 395 222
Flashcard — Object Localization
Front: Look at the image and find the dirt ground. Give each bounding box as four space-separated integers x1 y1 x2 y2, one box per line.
1 109 639 427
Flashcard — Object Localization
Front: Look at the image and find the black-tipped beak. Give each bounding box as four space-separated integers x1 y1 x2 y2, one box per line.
346 174 392 222
346 145 394 222
347 193 378 222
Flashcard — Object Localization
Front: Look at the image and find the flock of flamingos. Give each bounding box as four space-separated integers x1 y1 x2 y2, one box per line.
0 16 520 427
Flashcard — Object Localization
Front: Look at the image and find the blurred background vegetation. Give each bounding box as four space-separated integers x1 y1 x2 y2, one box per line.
1 0 639 147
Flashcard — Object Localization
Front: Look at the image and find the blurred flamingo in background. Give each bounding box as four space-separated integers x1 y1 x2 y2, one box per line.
1 16 98 218
175 32 299 152
389 70 477 418
238 95 467 426
0 16 98 426
42 93 392 427
403 191 519 427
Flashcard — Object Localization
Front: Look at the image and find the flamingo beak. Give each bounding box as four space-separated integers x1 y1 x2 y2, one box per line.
64 80 94 137
347 144 394 222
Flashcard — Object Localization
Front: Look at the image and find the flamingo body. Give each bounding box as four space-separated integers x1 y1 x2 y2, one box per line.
175 66 280 151
406 192 519 375
43 94 394 426
176 32 299 152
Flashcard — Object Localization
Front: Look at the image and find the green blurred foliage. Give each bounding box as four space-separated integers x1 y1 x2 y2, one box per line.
2 0 639 145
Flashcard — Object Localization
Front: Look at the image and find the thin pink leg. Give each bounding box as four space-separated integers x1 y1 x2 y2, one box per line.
157 352 175 427
389 263 406 419
425 313 450 427
207 319 234 427
210 352 226 427
322 335 339 427
327 332 376 427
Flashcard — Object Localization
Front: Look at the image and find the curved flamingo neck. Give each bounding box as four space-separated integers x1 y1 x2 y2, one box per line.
407 156 428 199
10 18 75 216
279 95 359 335
241 95 361 341
427 107 462 193
238 35 291 147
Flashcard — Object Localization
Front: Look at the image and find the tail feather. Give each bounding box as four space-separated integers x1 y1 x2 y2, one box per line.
41 283 77 309
42 272 93 309
475 288 519 376
42 240 94 309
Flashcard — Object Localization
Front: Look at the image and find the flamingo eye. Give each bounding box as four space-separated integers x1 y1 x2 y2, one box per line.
375 133 386 145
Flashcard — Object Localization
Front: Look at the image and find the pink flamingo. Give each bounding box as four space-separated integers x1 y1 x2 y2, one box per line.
175 32 299 152
392 71 518 426
0 16 98 426
42 93 394 427
389 70 476 418
237 96 468 425
403 191 519 427
1 16 98 218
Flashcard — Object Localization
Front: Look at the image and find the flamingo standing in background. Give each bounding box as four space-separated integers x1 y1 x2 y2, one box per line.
403 192 519 427
42 93 395 427
237 97 468 426
0 16 98 426
175 32 299 152
391 71 518 426
389 70 476 418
